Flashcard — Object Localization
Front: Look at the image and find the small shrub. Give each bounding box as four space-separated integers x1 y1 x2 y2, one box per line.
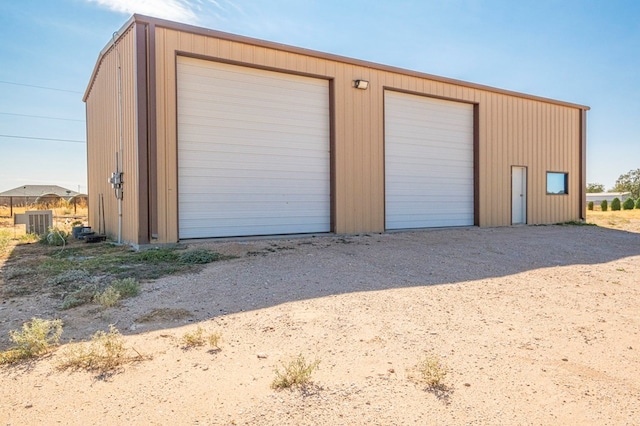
636 198 640 209
58 325 140 374
622 198 635 210
611 197 621 211
40 227 69 246
271 354 320 390
60 284 100 310
110 278 140 298
587 201 594 211
0 318 63 364
418 355 448 390
601 200 608 212
93 286 121 307
60 296 85 310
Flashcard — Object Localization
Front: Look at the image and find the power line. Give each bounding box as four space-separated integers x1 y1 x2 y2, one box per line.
0 134 85 144
0 80 83 94
0 112 84 122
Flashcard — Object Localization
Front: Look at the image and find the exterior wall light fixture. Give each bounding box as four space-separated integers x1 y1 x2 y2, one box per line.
354 79 369 90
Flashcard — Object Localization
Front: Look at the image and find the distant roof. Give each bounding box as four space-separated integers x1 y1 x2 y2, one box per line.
586 192 631 197
0 185 82 198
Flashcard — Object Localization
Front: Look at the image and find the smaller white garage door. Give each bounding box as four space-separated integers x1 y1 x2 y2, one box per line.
177 57 330 239
385 91 474 229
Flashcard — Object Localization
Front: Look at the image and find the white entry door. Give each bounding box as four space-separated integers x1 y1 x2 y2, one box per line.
512 166 527 224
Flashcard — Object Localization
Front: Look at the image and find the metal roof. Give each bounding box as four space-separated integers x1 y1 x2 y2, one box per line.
0 185 83 199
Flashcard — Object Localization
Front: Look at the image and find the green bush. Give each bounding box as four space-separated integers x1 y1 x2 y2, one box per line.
587 201 594 211
637 198 640 209
40 227 69 246
622 198 635 210
611 197 621 211
601 200 608 211
111 278 140 298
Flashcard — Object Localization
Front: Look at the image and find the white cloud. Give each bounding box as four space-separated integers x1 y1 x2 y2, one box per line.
85 0 199 23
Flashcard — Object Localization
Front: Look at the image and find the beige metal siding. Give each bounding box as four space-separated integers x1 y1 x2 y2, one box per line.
146 25 583 242
85 25 139 243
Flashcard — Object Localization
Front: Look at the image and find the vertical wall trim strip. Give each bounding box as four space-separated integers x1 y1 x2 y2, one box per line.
147 23 159 239
329 78 336 233
579 109 587 221
473 104 480 226
135 22 150 244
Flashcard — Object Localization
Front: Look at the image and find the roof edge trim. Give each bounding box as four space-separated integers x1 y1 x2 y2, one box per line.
83 16 137 102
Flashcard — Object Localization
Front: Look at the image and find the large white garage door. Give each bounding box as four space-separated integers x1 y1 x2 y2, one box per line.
385 91 474 229
177 57 330 239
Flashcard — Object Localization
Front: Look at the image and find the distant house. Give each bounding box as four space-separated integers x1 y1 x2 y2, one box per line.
586 192 631 204
0 185 87 215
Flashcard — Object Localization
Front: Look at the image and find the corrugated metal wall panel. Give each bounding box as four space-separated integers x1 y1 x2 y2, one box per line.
85 26 139 243
144 26 583 242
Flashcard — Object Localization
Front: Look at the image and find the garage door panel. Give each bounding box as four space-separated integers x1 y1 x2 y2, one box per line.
178 57 330 239
385 91 474 230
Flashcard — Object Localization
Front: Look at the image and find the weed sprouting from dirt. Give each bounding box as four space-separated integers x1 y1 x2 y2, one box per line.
417 355 449 391
271 354 320 390
58 325 146 377
0 318 63 365
181 326 222 350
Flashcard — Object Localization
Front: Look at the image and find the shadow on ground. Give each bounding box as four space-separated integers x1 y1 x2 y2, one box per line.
1 224 639 346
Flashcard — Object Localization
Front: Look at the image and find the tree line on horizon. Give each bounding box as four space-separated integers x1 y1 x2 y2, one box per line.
587 168 640 199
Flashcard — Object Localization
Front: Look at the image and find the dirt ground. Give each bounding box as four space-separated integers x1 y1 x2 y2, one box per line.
1 221 639 425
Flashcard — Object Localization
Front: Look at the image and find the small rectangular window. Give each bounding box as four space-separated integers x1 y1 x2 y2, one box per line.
547 172 568 195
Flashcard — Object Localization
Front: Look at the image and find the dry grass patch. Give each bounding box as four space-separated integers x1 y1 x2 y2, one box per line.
181 326 222 350
586 209 640 232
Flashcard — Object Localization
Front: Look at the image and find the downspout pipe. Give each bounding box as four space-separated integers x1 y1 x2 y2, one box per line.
114 32 124 244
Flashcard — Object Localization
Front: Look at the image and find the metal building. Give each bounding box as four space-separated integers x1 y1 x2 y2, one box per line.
84 15 589 245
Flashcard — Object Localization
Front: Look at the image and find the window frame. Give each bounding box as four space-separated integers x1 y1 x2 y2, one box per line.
546 171 569 195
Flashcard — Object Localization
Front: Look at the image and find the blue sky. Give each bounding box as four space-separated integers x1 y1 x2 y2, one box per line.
0 0 638 193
